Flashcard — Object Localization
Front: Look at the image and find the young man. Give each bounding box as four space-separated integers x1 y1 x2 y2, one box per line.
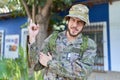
28 4 97 80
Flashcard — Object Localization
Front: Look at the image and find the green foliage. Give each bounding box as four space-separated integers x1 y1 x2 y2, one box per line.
34 71 44 80
17 46 28 80
20 22 28 28
0 0 21 12
80 36 88 56
1 0 75 31
0 46 45 80
0 0 9 7
52 0 73 12
0 59 21 80
49 31 59 53
50 0 74 26
0 46 28 80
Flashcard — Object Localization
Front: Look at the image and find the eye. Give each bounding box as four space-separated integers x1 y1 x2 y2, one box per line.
77 21 84 25
70 18 75 22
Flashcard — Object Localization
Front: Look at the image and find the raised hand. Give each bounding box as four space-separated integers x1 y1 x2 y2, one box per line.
28 20 40 44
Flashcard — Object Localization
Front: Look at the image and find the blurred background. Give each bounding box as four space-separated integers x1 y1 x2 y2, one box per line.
0 0 120 80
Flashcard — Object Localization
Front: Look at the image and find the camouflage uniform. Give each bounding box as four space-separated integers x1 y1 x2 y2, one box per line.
30 30 96 80
29 4 97 80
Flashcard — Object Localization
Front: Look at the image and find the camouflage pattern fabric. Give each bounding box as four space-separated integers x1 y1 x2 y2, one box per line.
30 31 97 80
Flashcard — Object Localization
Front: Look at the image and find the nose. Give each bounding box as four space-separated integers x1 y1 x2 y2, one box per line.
72 21 77 27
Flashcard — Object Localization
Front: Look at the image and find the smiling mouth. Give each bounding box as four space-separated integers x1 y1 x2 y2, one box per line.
71 28 79 32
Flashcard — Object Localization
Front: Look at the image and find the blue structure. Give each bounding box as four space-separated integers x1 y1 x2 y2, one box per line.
89 3 111 70
0 16 27 35
0 2 111 70
0 16 27 56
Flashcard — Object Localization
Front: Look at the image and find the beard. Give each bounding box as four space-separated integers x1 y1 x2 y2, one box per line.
67 27 83 37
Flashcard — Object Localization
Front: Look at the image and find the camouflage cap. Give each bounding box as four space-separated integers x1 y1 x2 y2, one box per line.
65 4 89 24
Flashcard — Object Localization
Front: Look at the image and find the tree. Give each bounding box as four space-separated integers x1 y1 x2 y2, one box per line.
0 0 74 73
20 0 75 78
0 0 74 49
20 0 74 49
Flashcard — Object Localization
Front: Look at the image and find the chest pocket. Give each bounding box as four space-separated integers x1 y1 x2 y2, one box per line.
71 36 88 59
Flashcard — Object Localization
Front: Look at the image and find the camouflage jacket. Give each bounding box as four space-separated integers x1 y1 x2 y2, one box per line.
30 31 97 80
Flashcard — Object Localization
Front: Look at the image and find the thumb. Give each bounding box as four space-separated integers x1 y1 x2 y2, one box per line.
47 52 52 60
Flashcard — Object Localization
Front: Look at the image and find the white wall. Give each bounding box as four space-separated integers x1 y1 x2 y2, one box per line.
109 1 120 71
21 28 28 57
0 30 4 60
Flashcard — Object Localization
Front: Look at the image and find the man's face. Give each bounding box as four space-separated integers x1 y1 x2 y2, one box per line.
67 17 85 37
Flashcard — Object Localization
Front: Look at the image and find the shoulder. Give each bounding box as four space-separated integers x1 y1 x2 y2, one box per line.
44 34 52 42
44 31 63 42
87 38 97 50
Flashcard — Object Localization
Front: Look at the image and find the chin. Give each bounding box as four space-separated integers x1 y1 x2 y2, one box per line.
67 29 81 37
70 33 79 37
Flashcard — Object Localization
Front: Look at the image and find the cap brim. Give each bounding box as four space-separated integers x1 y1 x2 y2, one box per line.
65 14 89 25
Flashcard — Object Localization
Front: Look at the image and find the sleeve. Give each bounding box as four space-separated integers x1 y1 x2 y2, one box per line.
47 38 97 80
33 34 53 71
28 42 39 67
28 42 38 55
28 32 54 63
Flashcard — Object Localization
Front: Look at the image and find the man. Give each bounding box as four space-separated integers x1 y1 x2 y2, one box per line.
28 4 97 80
